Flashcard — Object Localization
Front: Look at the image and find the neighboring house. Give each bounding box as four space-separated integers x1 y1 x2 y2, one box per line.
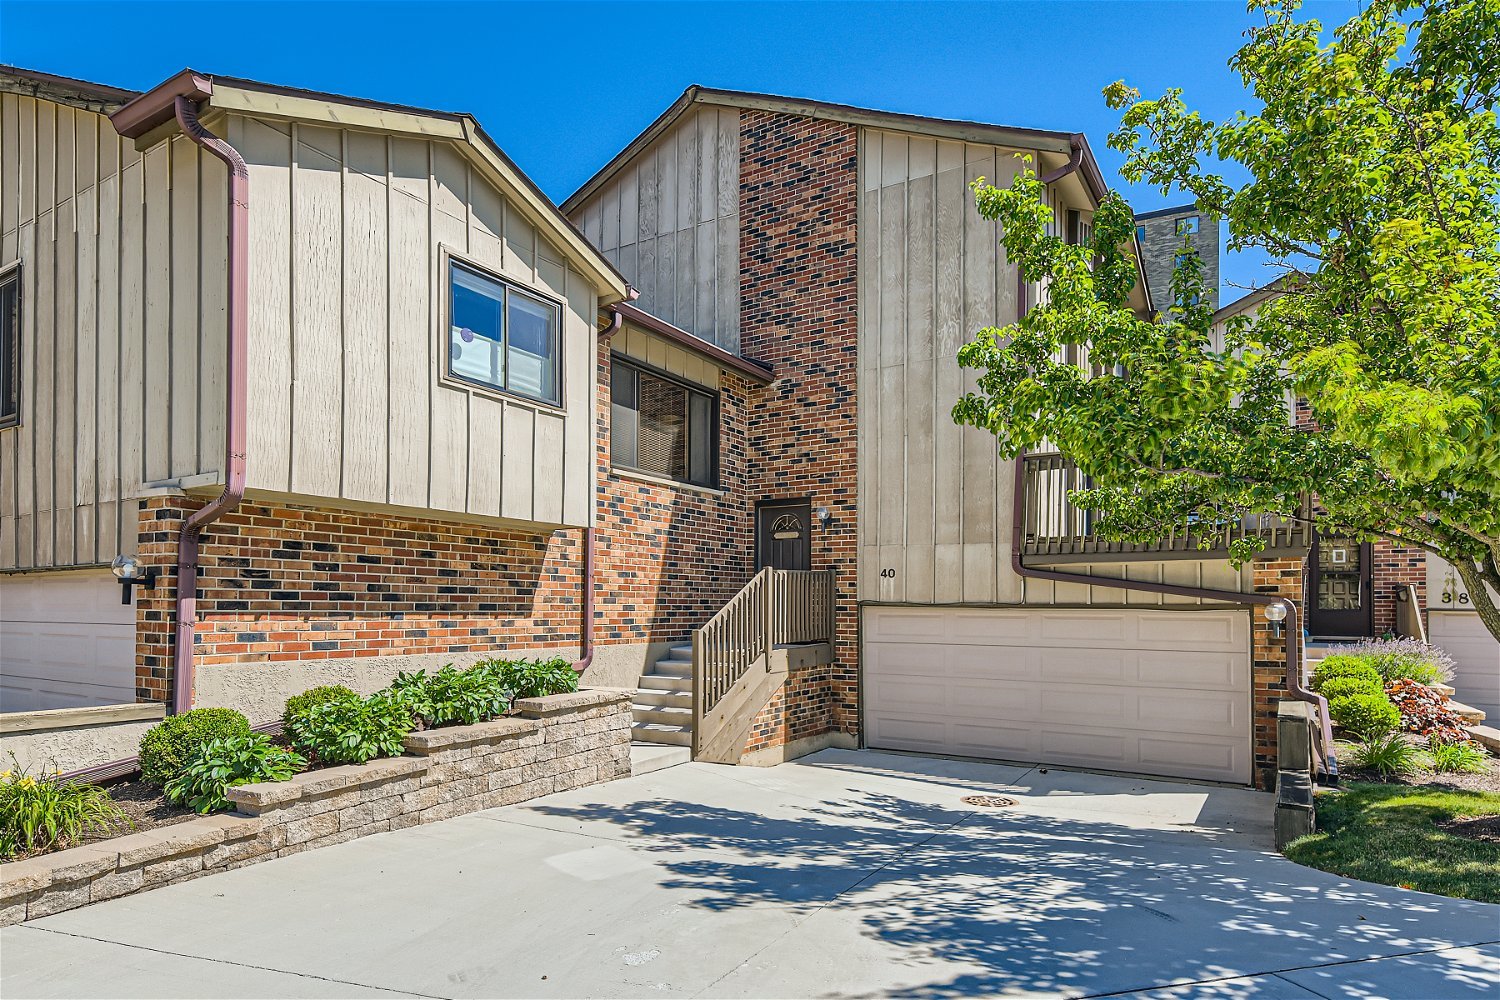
1212 279 1500 722
1135 202 1220 314
0 67 628 751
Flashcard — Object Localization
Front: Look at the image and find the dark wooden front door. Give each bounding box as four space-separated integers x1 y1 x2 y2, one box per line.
756 500 811 571
1308 533 1374 638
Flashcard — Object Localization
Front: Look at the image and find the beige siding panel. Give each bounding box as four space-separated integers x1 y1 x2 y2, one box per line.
467 394 504 517
1 96 18 241
55 198 78 565
198 151 228 478
290 124 343 498
341 130 389 503
96 172 121 557
499 403 534 522
169 136 199 478
117 161 145 523
563 268 595 529
427 161 469 514
74 181 98 563
33 206 54 566
241 116 294 494
386 135 432 509
141 142 170 485
568 106 740 351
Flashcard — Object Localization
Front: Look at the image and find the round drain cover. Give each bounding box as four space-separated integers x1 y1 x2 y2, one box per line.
961 794 1018 808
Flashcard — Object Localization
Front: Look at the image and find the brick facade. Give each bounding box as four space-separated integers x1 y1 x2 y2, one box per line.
592 342 757 646
1252 556 1305 790
736 110 860 753
133 497 583 705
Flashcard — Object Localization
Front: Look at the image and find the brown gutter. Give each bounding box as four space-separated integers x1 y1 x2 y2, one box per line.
112 79 249 715
1009 453 1336 782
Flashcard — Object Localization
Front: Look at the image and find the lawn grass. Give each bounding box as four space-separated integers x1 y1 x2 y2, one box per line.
1285 781 1500 904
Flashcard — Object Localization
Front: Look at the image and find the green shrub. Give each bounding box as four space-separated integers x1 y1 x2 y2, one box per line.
1328 692 1401 738
1344 733 1424 778
164 734 306 814
416 665 512 727
383 670 434 721
1427 740 1490 774
281 685 359 732
478 657 579 701
1326 638 1456 686
1311 655 1382 693
138 708 252 786
0 757 130 859
286 694 413 766
1318 675 1384 702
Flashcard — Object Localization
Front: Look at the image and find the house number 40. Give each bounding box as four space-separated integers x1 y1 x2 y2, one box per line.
880 568 897 579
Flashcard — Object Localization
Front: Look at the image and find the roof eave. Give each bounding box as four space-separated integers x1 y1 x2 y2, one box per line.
614 303 774 385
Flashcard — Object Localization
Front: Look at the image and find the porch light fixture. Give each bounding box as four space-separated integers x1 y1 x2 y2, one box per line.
1264 601 1287 638
815 507 831 527
111 554 156 606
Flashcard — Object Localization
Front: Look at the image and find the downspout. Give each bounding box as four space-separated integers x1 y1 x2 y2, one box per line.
1016 135 1086 320
1009 452 1336 781
571 290 638 674
170 96 250 714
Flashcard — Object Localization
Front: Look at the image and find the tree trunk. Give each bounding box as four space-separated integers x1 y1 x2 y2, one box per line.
1451 555 1500 647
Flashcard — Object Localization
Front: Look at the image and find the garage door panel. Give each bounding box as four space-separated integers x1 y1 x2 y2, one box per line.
1 570 137 713
1429 612 1499 722
864 607 1253 784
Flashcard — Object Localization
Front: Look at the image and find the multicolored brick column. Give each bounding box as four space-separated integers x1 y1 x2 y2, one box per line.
1251 555 1308 789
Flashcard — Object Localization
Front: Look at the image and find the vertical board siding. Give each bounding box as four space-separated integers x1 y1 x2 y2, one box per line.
233 116 596 528
857 126 1234 608
0 96 223 570
570 106 740 352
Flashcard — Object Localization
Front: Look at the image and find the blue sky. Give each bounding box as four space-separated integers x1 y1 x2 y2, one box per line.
2 0 1363 299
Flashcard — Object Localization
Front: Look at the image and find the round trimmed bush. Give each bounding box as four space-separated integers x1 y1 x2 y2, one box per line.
281 685 359 732
1318 675 1384 702
1311 655 1382 693
138 707 252 786
1327 692 1401 739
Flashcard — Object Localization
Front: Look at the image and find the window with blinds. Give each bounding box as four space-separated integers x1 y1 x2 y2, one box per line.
610 357 717 488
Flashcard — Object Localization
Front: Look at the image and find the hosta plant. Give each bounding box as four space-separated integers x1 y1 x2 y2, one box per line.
164 734 306 814
286 693 414 766
1344 734 1423 779
0 758 129 859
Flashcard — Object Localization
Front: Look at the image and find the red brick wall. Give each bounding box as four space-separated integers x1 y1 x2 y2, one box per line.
1371 538 1427 637
736 110 860 752
133 497 582 705
1252 556 1305 789
593 341 757 647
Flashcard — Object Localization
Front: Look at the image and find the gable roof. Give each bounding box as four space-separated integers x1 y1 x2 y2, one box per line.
23 64 630 303
562 85 1110 214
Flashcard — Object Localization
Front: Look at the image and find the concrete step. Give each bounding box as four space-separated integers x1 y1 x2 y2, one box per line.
1466 724 1500 754
632 722 692 747
630 742 691 776
639 672 690 692
651 659 692 679
1448 699 1487 725
1434 683 1457 697
633 688 692 710
664 644 692 663
632 704 694 727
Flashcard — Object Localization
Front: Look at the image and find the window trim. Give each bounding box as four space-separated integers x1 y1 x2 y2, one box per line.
1176 215 1200 235
440 249 565 408
0 260 21 430
609 353 720 490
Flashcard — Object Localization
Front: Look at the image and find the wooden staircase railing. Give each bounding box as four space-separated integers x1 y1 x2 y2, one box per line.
691 568 836 755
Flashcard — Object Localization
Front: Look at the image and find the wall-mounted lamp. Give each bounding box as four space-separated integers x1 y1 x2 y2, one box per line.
1264 601 1287 639
815 507 831 528
111 554 156 606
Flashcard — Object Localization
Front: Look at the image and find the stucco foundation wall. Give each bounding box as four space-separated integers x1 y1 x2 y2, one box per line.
0 690 631 926
0 718 157 776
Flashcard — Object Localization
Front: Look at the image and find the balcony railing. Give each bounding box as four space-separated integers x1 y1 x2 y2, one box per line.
1019 453 1313 563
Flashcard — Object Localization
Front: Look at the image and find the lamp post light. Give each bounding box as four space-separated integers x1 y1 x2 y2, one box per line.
1264 600 1288 639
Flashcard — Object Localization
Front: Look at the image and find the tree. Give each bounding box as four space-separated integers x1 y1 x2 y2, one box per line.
953 0 1500 642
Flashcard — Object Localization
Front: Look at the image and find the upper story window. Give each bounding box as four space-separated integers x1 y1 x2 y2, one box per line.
1176 215 1200 235
1135 225 1146 244
448 259 561 406
610 356 717 489
0 264 19 427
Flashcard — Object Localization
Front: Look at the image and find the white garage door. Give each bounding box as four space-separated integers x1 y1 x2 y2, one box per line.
1 570 137 713
864 607 1253 784
1430 611 1500 723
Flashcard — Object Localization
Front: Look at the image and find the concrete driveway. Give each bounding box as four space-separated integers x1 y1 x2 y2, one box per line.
2 749 1497 999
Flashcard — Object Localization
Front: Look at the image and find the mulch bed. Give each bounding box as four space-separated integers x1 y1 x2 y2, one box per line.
1337 760 1500 795
78 780 198 846
1440 815 1500 844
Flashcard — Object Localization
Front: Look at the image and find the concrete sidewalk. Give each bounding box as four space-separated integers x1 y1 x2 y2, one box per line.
2 749 1496 998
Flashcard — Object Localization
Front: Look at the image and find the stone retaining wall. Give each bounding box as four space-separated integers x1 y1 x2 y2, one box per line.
0 689 631 926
